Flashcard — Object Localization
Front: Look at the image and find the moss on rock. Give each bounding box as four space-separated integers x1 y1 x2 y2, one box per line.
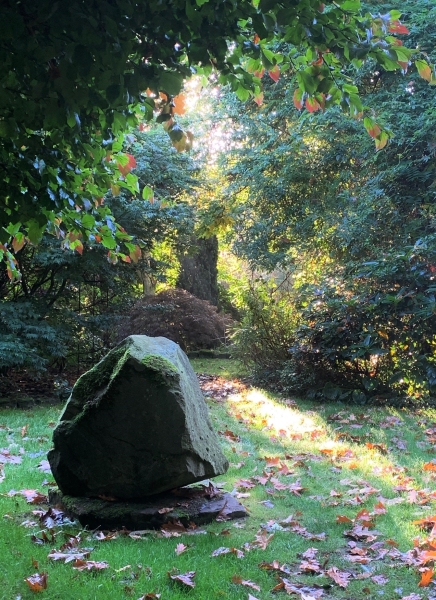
48 335 228 500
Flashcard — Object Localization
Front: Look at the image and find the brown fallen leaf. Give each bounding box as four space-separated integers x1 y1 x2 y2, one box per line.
24 572 48 592
231 575 261 591
326 566 352 588
72 559 109 571
31 530 56 545
137 594 161 600
272 578 325 598
21 489 47 504
160 520 186 537
301 547 318 559
157 507 173 514
39 507 68 528
250 529 274 550
300 558 321 573
168 570 196 588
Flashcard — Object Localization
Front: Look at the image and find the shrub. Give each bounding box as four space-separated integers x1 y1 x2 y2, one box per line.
117 289 233 351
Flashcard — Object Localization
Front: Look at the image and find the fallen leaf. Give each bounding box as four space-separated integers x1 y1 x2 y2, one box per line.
48 548 92 563
168 570 196 588
211 546 245 559
326 566 352 588
0 450 22 464
137 594 161 600
24 572 48 592
175 543 188 556
231 575 261 591
37 460 51 473
72 560 109 571
20 489 47 504
157 507 173 514
418 568 434 587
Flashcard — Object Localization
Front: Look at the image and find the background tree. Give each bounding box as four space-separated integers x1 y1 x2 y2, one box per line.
218 0 436 402
0 0 423 277
0 128 196 375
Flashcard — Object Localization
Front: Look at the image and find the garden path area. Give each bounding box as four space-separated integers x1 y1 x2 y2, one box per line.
1 358 436 599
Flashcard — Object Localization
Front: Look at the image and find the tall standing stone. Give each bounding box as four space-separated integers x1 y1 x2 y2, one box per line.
48 336 228 499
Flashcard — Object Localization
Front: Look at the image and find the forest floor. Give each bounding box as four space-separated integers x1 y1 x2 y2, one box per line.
1 359 436 599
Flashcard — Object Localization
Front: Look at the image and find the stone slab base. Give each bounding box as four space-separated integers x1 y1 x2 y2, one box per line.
48 487 248 530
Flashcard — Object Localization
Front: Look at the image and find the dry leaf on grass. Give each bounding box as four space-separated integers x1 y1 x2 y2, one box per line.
24 572 48 592
72 559 109 571
231 575 261 591
175 543 189 556
168 570 196 588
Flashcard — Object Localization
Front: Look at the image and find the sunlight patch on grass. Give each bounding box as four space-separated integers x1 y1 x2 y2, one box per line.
227 388 320 437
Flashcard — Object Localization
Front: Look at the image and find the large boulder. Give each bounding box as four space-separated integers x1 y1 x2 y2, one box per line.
48 335 228 499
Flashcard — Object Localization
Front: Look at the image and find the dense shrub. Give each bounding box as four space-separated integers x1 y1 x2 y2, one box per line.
232 237 436 403
117 289 233 351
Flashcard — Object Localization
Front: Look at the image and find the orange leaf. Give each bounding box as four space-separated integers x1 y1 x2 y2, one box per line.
173 94 186 116
423 462 436 471
305 96 322 113
254 91 264 106
420 551 436 564
293 88 304 110
336 515 353 523
25 572 48 591
253 68 265 78
419 568 434 587
388 20 410 35
12 235 25 253
268 65 280 83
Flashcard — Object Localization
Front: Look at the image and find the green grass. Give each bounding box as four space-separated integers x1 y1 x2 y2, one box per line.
189 358 248 379
1 359 435 599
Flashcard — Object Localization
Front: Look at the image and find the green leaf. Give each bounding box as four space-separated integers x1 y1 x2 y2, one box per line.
101 235 117 250
142 186 154 201
296 71 318 94
415 59 432 82
159 71 183 96
338 0 360 10
26 220 46 245
81 214 96 230
235 85 251 102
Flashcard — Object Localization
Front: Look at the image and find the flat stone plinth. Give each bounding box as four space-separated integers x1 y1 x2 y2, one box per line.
49 487 247 530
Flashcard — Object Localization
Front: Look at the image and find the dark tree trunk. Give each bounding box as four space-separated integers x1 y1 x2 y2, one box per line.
177 236 219 306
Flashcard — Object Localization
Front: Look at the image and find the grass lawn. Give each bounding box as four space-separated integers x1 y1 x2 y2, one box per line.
1 359 436 599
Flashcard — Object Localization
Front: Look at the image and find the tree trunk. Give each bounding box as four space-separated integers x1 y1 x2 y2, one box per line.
177 236 219 306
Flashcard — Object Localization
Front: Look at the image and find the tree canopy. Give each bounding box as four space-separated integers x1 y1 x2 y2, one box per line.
0 0 430 277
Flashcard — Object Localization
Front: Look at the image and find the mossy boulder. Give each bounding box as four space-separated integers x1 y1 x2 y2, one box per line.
47 335 228 499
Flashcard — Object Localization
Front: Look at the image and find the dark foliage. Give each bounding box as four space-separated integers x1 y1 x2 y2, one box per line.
117 289 232 352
